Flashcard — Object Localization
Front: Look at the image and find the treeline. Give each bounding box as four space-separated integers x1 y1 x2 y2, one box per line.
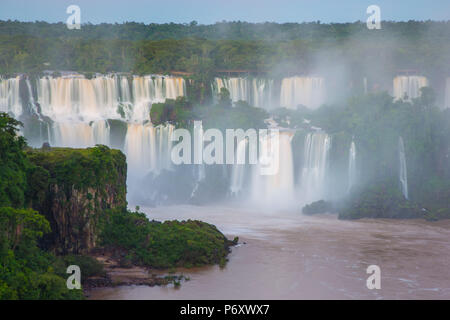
0 20 449 77
1 20 449 41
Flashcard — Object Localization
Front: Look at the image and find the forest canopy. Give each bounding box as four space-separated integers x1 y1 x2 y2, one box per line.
0 20 449 77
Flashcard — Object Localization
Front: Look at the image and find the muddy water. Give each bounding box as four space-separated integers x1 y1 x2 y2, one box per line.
89 205 450 299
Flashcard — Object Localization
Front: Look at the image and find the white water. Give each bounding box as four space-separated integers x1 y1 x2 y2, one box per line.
0 76 22 117
5 74 186 181
298 132 331 205
213 77 274 109
213 76 325 110
250 132 295 208
399 136 409 200
393 76 428 101
348 139 357 193
445 78 450 109
280 76 325 110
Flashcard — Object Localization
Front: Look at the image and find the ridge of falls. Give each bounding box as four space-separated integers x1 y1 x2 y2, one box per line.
298 132 331 205
348 139 356 193
280 77 325 110
393 76 428 101
399 136 409 200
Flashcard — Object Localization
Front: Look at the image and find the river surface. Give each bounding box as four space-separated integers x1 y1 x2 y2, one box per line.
89 205 450 300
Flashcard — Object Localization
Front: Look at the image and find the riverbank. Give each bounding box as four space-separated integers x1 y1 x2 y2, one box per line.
89 205 450 300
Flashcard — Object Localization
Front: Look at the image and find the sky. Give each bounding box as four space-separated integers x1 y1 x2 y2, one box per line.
0 0 449 24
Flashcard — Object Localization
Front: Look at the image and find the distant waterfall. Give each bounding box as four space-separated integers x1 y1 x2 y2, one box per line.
299 132 331 205
0 76 22 117
280 77 325 110
398 136 409 200
0 73 185 183
347 139 356 193
212 77 274 109
445 78 450 109
125 123 175 178
229 139 248 196
49 120 110 148
393 76 428 101
248 132 294 208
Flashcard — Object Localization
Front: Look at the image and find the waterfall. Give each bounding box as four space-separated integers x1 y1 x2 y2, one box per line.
131 75 185 121
250 131 295 208
348 139 357 193
229 139 248 196
191 164 206 199
0 76 22 118
399 136 409 200
299 132 331 205
280 76 325 110
212 76 324 110
49 120 110 148
124 123 174 179
445 78 450 109
393 76 428 101
212 77 274 109
1 73 185 190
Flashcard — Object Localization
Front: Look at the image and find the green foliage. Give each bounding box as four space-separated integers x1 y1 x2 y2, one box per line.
0 21 448 77
25 145 127 203
338 180 422 220
0 207 83 300
99 208 232 268
302 200 334 215
0 113 28 208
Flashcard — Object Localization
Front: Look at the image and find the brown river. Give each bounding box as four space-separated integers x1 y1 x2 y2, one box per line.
89 205 450 300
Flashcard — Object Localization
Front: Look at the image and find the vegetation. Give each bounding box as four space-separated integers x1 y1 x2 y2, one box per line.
290 88 450 219
99 208 235 268
0 115 28 208
338 180 422 220
0 206 84 299
0 21 449 78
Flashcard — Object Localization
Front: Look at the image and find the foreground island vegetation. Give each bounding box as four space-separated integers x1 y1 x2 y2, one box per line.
0 113 235 299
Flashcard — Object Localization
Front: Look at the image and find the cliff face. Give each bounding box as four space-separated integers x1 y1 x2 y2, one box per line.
25 145 127 254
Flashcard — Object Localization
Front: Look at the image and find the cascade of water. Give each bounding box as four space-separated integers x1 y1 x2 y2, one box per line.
298 132 331 205
250 132 295 208
124 123 175 179
280 77 325 110
49 120 110 148
229 139 248 196
212 77 274 109
21 74 185 184
348 139 357 193
0 76 22 117
399 136 409 200
393 76 428 101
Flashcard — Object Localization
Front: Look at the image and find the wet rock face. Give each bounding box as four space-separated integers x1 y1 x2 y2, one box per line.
26 145 127 254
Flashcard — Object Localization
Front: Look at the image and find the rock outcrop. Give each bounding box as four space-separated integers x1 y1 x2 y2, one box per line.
25 145 127 254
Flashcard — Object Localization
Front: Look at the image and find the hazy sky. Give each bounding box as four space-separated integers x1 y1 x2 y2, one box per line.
1 0 449 24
